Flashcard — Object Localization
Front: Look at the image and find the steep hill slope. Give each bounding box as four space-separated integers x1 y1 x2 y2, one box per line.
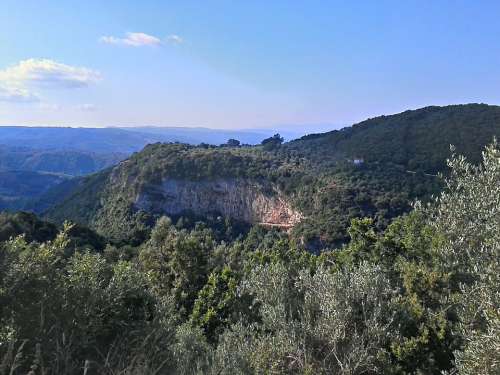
288 104 500 172
45 104 500 248
46 144 302 243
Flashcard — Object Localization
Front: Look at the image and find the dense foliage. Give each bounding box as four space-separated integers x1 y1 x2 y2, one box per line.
43 105 499 249
287 103 500 173
1 142 498 374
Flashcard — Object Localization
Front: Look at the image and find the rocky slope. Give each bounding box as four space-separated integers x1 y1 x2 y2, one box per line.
135 178 302 228
45 143 306 242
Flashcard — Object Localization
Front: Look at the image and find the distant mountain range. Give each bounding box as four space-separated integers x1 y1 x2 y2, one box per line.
116 126 303 146
0 126 299 154
0 125 304 211
0 145 125 176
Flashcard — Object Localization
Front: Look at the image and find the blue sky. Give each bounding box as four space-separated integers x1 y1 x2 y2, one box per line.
0 0 499 130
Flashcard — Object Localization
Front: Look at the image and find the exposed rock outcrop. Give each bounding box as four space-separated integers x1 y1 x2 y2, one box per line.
134 178 302 229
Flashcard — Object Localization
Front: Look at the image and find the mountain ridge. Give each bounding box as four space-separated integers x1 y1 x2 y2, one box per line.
43 104 500 248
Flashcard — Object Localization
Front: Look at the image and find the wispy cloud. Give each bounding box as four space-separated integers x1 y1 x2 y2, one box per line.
166 34 183 45
0 58 101 89
100 32 184 47
100 32 162 47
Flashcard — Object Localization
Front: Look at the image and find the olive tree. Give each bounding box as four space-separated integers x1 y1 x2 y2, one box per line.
212 262 394 374
427 142 500 374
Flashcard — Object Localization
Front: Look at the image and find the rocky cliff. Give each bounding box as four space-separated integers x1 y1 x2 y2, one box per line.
134 178 302 229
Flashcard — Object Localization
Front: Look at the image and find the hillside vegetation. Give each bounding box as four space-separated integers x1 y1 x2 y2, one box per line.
1 140 498 374
288 104 500 172
0 126 301 212
45 104 499 248
1 104 499 374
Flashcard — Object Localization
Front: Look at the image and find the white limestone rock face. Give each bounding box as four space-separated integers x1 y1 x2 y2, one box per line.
134 178 302 228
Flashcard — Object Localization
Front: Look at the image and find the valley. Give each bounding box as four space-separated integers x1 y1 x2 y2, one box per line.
2 4 499 372
1 103 499 374
0 170 70 211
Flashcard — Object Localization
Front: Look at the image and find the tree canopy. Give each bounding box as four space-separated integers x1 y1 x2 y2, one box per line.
1 141 498 374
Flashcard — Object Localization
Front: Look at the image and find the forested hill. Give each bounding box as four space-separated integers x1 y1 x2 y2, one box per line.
3 105 500 373
3 121 498 375
44 104 500 248
0 145 125 176
287 103 500 173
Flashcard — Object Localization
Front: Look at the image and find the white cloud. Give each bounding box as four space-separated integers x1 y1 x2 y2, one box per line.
0 59 100 106
0 85 39 103
0 58 101 89
99 32 162 47
166 34 183 45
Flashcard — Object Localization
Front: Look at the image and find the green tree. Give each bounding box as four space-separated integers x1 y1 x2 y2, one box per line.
211 262 394 374
261 133 284 151
139 216 214 317
428 142 500 374
226 138 241 147
190 266 255 343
